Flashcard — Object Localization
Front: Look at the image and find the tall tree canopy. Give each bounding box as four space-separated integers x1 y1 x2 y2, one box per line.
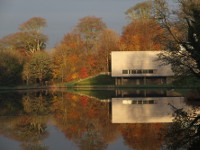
0 50 23 85
0 17 48 55
125 1 153 21
18 17 47 33
121 1 165 51
23 51 53 84
74 16 106 51
97 29 119 71
120 19 165 51
154 0 200 78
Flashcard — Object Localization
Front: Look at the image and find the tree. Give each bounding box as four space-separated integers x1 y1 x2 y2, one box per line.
74 16 106 51
0 50 23 85
120 19 165 51
121 1 165 51
23 51 53 84
0 17 48 55
18 17 47 33
125 1 153 21
154 0 200 78
52 33 86 82
97 29 119 72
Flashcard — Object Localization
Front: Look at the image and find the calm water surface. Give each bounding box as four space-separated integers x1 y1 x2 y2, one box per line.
0 89 199 150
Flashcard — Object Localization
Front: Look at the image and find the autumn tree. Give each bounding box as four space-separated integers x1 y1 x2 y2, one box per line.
0 50 24 85
23 51 53 85
96 29 119 72
154 0 200 78
120 1 165 51
74 16 106 51
125 0 153 21
18 17 47 33
0 17 48 55
52 33 86 82
120 19 165 51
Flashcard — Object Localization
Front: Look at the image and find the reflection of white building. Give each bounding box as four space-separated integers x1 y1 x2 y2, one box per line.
112 97 189 123
111 51 174 85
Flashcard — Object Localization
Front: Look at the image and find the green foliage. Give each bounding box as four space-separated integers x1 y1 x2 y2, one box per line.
0 50 23 86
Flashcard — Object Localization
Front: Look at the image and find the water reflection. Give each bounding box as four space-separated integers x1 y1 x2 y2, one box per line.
112 97 187 123
0 89 199 150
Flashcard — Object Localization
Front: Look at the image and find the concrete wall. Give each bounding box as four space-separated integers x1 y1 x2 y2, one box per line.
111 51 174 77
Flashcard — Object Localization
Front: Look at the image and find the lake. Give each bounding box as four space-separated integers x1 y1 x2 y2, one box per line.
0 89 199 150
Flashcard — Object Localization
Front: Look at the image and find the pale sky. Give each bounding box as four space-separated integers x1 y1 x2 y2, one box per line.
0 0 174 48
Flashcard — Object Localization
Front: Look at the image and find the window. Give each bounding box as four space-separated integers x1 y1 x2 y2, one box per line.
149 70 154 74
124 69 156 74
123 100 157 104
137 70 142 74
143 70 148 74
122 70 128 74
132 70 137 74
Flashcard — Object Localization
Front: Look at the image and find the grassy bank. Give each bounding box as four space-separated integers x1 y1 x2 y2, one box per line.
62 74 200 89
1 74 200 91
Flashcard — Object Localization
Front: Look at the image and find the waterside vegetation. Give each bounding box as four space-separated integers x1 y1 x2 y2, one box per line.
0 0 200 90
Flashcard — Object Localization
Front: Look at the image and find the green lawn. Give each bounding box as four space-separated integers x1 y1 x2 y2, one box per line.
74 74 115 85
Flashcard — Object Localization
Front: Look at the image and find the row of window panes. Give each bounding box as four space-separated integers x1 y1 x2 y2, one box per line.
123 100 156 104
122 69 155 74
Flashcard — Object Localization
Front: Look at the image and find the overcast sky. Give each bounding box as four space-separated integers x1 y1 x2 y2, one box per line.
0 0 174 48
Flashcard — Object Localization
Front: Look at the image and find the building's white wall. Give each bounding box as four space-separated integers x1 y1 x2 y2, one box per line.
111 51 174 77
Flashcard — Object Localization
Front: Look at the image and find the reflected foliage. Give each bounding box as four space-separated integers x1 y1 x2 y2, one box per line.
22 91 53 115
1 90 199 150
0 91 24 115
52 92 119 150
120 124 167 150
21 143 47 150
164 106 200 150
0 90 52 149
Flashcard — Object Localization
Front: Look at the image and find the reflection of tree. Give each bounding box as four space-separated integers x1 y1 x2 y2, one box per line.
22 92 52 115
0 92 24 115
76 122 107 150
164 105 200 150
120 123 167 150
52 92 119 150
0 91 52 150
0 115 48 150
186 89 200 107
21 142 47 150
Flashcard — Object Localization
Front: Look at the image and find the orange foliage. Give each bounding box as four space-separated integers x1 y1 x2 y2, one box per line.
79 67 89 78
120 19 165 51
86 55 97 67
79 96 89 107
120 123 168 150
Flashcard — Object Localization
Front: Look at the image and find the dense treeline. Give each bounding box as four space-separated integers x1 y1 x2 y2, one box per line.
0 0 200 86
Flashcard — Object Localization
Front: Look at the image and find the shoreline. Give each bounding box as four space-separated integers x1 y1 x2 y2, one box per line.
0 84 199 91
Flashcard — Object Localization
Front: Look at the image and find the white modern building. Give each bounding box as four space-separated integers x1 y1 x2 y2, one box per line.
111 51 174 85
